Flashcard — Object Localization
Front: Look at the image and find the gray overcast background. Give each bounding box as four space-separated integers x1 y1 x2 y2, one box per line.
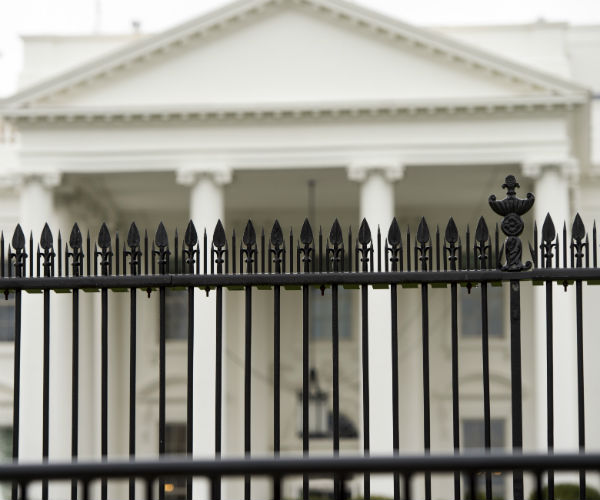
1 0 600 97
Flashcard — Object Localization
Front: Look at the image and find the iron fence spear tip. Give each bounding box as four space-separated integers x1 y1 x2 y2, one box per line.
185 220 198 248
358 218 371 246
542 214 555 243
127 223 140 248
211 221 226 249
388 218 401 246
98 223 111 249
572 213 585 241
243 220 256 246
329 219 343 246
155 222 168 248
444 218 458 244
40 223 53 250
300 219 313 245
12 225 25 250
69 223 82 249
416 217 430 244
271 220 283 246
475 217 489 243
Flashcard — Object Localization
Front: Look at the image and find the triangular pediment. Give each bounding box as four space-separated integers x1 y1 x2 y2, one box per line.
3 0 587 112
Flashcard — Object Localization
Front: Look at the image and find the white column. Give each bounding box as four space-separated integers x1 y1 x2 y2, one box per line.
18 173 61 498
524 162 578 454
177 166 231 500
348 161 404 498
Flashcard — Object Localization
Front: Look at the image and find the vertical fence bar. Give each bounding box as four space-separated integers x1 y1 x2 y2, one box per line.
536 472 543 500
97 224 111 500
546 279 554 500
244 282 252 500
358 219 372 500
302 282 309 500
242 221 256 500
185 281 194 500
273 476 282 500
468 473 476 500
415 218 432 500
39 229 55 499
298 220 311 500
576 278 585 499
390 282 399 500
9 228 24 500
361 280 370 500
101 286 108 500
481 283 492 500
403 474 411 500
510 279 523 500
421 282 431 500
126 224 140 500
185 222 198 500
146 478 155 500
451 281 460 500
332 282 340 500
215 221 226 500
215 284 223 500
129 287 137 500
11 289 21 500
158 285 166 500
82 481 89 500
273 282 280 458
42 287 50 500
29 234 34 278
571 214 586 500
71 288 79 500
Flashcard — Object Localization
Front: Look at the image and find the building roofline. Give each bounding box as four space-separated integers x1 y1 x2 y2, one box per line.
2 0 589 110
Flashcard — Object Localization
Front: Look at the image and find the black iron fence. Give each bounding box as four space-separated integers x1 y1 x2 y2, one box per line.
0 174 597 500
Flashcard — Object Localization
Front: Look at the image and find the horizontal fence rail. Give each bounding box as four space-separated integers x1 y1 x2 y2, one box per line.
1 175 598 500
2 453 600 499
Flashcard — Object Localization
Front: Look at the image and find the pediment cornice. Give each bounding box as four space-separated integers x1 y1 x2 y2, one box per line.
1 0 589 110
1 95 586 124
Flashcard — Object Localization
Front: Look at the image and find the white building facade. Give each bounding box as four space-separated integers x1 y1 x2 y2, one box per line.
1 0 600 498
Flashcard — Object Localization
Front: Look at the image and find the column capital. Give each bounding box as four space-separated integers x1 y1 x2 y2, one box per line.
176 166 232 187
347 160 405 183
522 159 578 181
17 170 63 188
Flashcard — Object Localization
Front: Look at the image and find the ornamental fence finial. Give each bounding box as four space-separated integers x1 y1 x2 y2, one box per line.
489 174 535 271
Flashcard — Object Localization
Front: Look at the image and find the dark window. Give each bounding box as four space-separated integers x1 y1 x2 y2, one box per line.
463 419 505 498
164 423 186 500
461 285 503 337
310 287 353 340
0 293 15 342
165 289 187 341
